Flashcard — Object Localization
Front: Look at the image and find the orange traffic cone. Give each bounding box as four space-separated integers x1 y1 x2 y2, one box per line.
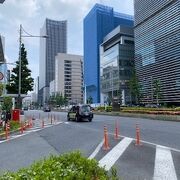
42 119 44 128
135 124 142 146
5 122 10 140
103 126 110 150
114 121 120 140
50 114 53 124
20 122 23 134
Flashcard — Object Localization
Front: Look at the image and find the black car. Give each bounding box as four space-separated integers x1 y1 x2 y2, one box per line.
67 105 93 122
43 105 51 112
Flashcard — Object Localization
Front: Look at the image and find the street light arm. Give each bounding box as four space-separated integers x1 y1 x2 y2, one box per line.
21 25 48 38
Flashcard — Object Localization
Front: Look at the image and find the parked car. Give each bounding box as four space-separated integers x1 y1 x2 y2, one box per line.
43 105 51 112
67 105 93 122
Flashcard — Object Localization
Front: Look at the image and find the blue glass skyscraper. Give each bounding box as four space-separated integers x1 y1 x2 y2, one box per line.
83 4 133 103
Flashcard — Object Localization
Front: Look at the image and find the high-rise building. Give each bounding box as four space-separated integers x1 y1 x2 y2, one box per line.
39 18 67 104
134 0 180 105
83 3 133 103
100 25 134 106
0 35 5 63
52 53 83 104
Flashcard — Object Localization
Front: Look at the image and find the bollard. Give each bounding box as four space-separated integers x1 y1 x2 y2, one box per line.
42 119 44 128
20 122 24 134
114 121 120 140
5 122 10 140
103 126 110 150
135 124 142 146
51 114 53 124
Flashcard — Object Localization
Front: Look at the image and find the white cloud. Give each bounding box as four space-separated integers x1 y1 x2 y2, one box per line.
0 0 134 80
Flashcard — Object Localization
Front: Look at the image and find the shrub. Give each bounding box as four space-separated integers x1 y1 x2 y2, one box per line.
97 106 105 111
0 152 119 179
106 106 112 112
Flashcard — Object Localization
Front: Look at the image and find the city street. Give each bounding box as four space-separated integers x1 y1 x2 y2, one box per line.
0 110 180 179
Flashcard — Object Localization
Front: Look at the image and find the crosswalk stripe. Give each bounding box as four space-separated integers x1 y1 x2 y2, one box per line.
153 145 177 180
99 137 132 171
88 140 104 159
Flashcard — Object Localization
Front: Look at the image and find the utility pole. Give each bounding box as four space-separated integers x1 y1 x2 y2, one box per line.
18 24 22 109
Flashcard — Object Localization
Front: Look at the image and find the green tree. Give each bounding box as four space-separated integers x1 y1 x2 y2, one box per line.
0 83 4 96
2 96 12 111
128 70 141 104
6 43 34 94
56 93 64 107
87 96 93 104
153 79 162 105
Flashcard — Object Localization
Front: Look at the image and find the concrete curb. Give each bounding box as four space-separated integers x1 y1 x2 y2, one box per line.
94 111 180 122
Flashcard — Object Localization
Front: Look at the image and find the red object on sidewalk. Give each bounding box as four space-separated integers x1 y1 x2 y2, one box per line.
12 109 20 121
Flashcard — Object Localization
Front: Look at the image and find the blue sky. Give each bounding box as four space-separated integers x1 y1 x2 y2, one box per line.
0 0 134 80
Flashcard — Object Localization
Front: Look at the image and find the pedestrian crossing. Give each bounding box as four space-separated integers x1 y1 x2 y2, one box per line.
90 136 180 180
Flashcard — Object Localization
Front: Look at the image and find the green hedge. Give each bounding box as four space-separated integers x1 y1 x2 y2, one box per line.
106 106 112 112
0 152 119 180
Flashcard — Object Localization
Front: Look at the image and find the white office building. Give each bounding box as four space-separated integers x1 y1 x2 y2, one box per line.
51 53 83 104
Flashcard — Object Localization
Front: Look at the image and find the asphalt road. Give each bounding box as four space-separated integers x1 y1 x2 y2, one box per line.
0 110 179 180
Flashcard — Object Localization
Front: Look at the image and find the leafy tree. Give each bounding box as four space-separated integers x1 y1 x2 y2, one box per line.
56 93 64 107
87 96 93 104
153 79 162 105
6 43 34 94
0 83 4 96
49 94 56 106
128 70 141 104
2 96 12 111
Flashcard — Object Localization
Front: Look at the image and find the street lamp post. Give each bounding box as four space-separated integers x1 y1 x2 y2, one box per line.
18 25 22 109
17 24 48 109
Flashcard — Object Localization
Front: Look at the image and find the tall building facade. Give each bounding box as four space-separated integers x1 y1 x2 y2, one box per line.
53 53 83 104
84 4 133 103
134 0 180 105
100 25 134 106
0 35 5 63
39 18 67 104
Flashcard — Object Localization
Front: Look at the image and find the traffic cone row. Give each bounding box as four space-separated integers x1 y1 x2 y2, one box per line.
102 121 142 150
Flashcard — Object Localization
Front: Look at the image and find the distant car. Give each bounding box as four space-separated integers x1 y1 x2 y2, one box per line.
67 105 93 122
23 107 28 111
145 104 159 108
43 105 51 112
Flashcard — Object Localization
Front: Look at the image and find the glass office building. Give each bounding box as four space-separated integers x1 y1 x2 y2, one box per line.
134 0 180 105
39 18 67 104
100 26 134 105
84 4 134 103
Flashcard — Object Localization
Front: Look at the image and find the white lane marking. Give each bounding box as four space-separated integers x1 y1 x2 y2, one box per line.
64 122 70 124
153 145 177 180
108 132 180 153
99 137 132 171
88 140 104 159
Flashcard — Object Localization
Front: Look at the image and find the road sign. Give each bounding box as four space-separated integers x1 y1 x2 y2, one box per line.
0 72 4 80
